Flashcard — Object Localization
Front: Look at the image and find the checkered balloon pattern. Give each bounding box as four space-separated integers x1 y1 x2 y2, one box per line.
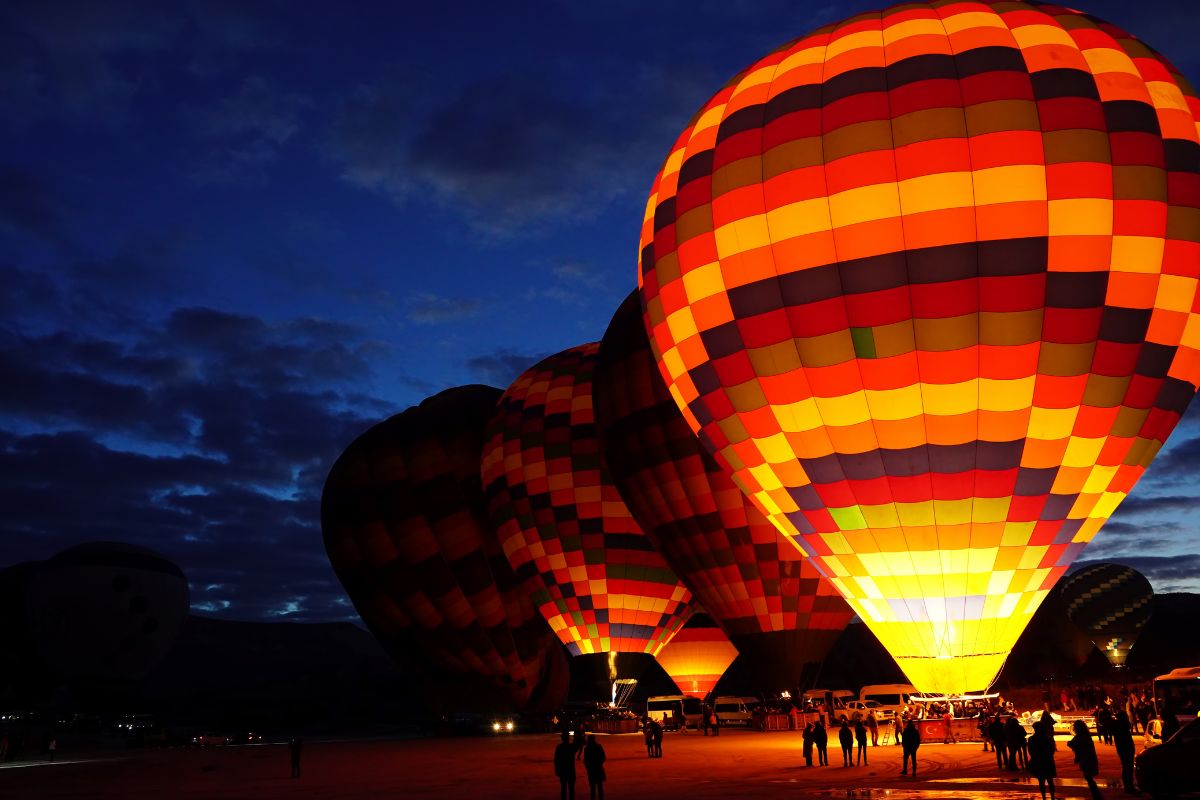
321 386 566 711
638 1 1200 693
596 292 854 679
482 344 694 657
654 613 739 698
1061 562 1153 667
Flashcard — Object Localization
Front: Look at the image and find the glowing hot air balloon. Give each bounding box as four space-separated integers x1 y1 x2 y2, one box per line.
638 2 1200 694
654 613 738 698
596 291 854 690
321 386 568 712
481 344 694 677
1061 562 1153 667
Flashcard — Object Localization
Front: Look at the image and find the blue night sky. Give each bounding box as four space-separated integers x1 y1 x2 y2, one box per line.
3 1 1198 623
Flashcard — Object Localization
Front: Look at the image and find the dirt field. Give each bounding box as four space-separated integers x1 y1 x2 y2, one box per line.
1 728 1137 800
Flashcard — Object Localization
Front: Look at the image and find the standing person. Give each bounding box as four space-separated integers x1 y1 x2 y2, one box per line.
901 719 921 776
643 718 654 757
866 710 879 746
1005 716 1028 772
47 736 56 763
1111 711 1136 793
651 719 664 758
555 731 577 800
1028 721 1058 800
700 704 709 736
803 723 814 766
839 721 854 767
855 719 868 765
710 708 720 737
288 737 302 779
979 711 992 751
583 735 606 800
1068 720 1103 800
814 720 829 766
943 709 957 745
989 716 1008 770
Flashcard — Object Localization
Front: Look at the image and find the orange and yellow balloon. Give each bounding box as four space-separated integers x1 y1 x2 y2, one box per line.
638 1 1200 693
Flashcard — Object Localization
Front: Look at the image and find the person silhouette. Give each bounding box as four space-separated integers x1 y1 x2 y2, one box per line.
651 719 664 758
288 737 302 778
814 720 829 765
1028 720 1058 800
803 722 814 766
839 721 854 767
855 719 868 765
901 719 921 776
1067 719 1103 800
583 735 606 800
555 730 577 800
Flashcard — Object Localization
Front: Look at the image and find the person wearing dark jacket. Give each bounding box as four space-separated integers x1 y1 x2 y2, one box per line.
814 720 829 766
288 737 302 779
1028 720 1058 800
1068 720 1103 800
855 719 869 765
839 722 854 767
989 716 1008 769
803 723 814 766
555 731 577 800
1005 716 1028 771
651 719 664 758
1111 711 1136 793
583 735 606 800
901 720 921 776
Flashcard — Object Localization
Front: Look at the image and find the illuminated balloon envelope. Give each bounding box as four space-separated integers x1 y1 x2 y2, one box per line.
637 2 1200 694
654 613 737 698
1061 563 1153 667
321 385 567 712
23 542 189 683
481 344 694 682
596 291 853 690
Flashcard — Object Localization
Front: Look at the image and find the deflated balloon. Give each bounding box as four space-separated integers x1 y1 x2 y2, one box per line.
321 385 567 712
596 291 853 689
481 344 694 658
1061 562 1153 667
638 2 1200 693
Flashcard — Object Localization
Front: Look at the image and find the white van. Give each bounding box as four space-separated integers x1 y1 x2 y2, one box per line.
646 695 704 730
801 688 855 711
858 684 917 720
713 696 759 727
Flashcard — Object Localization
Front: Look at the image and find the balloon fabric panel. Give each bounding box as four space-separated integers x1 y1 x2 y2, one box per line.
596 292 853 656
638 2 1200 693
322 386 559 710
481 344 694 657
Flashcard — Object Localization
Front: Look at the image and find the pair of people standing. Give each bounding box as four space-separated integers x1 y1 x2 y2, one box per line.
556 733 607 800
836 720 868 766
802 721 829 766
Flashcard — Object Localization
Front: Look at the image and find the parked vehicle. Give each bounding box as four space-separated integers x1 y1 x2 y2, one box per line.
191 733 229 747
1136 718 1200 799
646 695 704 730
712 696 759 727
1153 665 1200 726
859 684 917 720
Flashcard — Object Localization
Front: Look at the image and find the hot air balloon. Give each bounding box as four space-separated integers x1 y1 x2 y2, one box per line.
654 613 738 698
22 542 190 684
638 2 1200 694
1061 562 1153 667
321 385 568 712
481 344 694 687
596 291 854 690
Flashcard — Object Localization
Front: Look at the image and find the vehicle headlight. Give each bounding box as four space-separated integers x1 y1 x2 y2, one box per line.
506 721 514 731
493 722 501 732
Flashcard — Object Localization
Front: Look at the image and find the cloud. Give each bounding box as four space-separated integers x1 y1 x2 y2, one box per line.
1110 494 1200 518
0 301 397 623
186 75 312 184
405 292 482 325
328 62 715 236
0 166 66 241
465 347 548 387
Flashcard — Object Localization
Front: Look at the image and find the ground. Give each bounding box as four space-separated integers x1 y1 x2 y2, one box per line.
1 728 1140 800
